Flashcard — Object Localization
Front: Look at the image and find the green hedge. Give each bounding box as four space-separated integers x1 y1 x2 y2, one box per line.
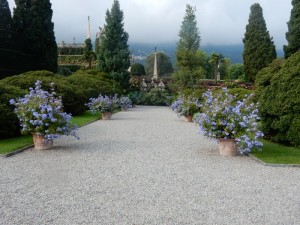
0 83 26 138
256 54 300 147
0 70 123 139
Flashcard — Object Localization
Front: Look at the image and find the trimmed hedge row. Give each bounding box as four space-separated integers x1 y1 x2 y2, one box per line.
0 70 122 139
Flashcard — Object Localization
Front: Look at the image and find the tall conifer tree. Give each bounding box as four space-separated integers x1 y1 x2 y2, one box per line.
0 0 13 49
176 4 200 71
98 0 130 88
284 0 300 58
13 0 57 72
243 3 276 82
173 4 204 88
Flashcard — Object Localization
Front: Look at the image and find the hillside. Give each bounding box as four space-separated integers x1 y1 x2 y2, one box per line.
129 42 284 65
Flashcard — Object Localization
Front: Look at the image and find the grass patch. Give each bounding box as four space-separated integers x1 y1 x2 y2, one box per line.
71 111 100 127
252 140 300 164
0 111 101 155
0 135 33 155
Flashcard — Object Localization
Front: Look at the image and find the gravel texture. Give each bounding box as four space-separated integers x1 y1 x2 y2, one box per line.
1 106 299 225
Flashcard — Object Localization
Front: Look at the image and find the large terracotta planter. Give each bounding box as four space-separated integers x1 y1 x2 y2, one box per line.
183 115 193 122
32 133 53 150
102 112 112 120
218 138 238 156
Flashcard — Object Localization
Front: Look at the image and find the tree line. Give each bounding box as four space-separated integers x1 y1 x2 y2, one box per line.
1 0 300 87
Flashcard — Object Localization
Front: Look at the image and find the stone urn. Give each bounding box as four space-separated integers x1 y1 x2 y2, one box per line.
102 112 112 120
183 115 193 122
32 133 53 150
218 138 238 156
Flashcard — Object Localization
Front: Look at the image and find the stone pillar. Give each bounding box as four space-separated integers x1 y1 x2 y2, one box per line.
87 16 91 39
153 47 158 80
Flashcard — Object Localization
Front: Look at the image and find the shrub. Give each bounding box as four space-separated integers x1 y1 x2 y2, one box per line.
127 91 142 105
67 70 123 101
58 64 82 73
171 94 201 117
0 83 26 139
119 96 132 110
139 89 172 106
194 88 263 153
1 71 86 116
10 80 79 140
255 54 300 146
87 94 119 113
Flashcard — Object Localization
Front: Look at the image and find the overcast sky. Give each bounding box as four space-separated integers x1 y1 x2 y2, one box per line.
7 0 292 49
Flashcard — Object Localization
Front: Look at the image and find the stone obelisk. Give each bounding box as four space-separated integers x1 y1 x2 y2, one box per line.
153 47 158 80
87 16 91 39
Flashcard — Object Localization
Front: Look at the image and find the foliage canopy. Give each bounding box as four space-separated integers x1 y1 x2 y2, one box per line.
243 3 276 82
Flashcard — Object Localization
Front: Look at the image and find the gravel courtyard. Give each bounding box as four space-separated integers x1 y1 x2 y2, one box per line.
1 106 299 225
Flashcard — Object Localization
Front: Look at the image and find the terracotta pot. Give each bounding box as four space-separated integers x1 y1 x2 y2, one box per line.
183 115 193 122
102 112 112 120
218 138 238 156
32 133 53 150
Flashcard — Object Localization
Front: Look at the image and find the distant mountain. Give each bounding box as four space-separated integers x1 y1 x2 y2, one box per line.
202 44 243 63
129 42 284 65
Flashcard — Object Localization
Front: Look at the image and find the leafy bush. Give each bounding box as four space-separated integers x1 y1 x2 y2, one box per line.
171 94 201 117
58 64 82 73
57 66 72 76
10 80 79 140
255 54 300 146
1 71 86 116
0 83 26 139
86 94 119 113
127 91 142 105
194 88 263 153
140 89 172 106
66 70 123 101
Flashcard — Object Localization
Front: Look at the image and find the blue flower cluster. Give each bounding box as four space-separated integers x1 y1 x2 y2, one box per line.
119 96 132 110
194 88 263 153
86 94 119 113
10 80 79 140
171 94 201 117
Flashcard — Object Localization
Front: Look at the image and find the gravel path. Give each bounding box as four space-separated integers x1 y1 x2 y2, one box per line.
1 106 299 225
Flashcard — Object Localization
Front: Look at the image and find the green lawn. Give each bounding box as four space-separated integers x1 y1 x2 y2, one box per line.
0 111 101 155
0 135 33 155
252 140 300 165
71 111 101 127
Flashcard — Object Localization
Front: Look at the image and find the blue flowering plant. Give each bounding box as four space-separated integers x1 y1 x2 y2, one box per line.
86 94 119 113
194 88 263 154
171 94 201 117
9 80 79 140
119 96 132 110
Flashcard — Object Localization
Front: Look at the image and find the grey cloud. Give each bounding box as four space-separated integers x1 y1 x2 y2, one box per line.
7 0 292 49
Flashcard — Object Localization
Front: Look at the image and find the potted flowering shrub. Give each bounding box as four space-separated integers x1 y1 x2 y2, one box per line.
86 94 118 120
9 80 79 150
119 96 132 111
194 88 263 156
171 94 201 122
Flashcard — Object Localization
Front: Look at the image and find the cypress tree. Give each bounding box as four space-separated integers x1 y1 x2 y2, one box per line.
0 0 13 49
173 4 204 88
98 0 130 88
284 0 300 58
243 3 276 82
13 0 57 72
176 4 200 71
0 0 30 77
13 0 31 51
84 38 95 69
